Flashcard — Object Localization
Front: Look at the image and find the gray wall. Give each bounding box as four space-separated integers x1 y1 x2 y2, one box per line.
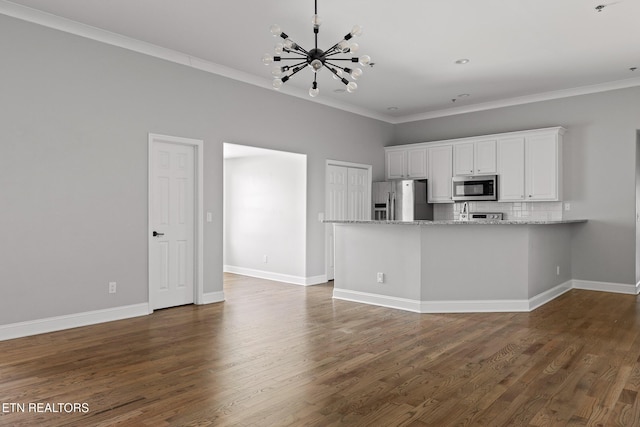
224 151 306 278
394 88 640 286
0 15 392 325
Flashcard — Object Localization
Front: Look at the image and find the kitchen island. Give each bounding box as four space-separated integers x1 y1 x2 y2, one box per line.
326 219 587 313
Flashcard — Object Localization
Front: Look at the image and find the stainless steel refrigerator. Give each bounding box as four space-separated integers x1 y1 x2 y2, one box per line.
372 179 433 221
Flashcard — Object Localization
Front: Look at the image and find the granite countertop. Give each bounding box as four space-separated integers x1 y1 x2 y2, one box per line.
323 219 588 225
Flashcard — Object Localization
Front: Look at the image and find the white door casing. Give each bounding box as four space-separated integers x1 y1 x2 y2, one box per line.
325 160 371 281
148 134 204 311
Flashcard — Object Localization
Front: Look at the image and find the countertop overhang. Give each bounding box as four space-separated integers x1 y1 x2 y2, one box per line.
323 219 587 225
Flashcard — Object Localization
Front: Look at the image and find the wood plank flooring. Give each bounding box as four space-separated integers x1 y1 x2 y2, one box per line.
2 273 640 426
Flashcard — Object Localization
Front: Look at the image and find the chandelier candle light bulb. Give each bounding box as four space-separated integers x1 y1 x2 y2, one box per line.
263 0 372 98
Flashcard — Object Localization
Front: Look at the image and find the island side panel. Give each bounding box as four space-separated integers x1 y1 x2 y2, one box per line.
419 225 530 301
527 224 572 298
333 224 422 301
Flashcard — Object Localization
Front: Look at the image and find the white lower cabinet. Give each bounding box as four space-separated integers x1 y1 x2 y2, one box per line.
427 145 453 203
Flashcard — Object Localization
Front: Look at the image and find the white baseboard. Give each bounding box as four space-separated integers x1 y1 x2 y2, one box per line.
571 279 640 295
529 281 573 310
333 281 574 314
333 289 423 312
0 303 149 342
224 265 327 286
200 291 225 304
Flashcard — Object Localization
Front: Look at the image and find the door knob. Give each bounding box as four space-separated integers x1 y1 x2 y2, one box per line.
153 231 164 237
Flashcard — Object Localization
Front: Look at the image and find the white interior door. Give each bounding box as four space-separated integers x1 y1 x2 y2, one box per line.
150 140 195 310
348 168 368 220
325 161 371 281
325 165 348 281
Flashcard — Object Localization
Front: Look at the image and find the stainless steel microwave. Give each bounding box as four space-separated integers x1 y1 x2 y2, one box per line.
452 175 498 201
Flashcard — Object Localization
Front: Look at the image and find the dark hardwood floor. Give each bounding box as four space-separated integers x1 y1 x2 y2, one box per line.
2 273 640 426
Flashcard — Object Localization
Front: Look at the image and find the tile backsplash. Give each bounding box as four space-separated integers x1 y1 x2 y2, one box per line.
434 201 563 221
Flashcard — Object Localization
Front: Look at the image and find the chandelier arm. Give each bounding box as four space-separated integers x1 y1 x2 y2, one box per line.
288 60 309 69
294 46 310 55
287 64 309 79
325 61 348 71
324 56 358 61
324 44 341 56
283 49 307 57
323 64 351 86
278 57 308 61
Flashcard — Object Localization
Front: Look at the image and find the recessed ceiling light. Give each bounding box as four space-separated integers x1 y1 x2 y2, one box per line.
457 93 470 98
387 107 399 111
333 88 346 93
455 59 470 65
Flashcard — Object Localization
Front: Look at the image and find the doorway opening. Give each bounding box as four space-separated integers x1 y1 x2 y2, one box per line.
223 143 308 285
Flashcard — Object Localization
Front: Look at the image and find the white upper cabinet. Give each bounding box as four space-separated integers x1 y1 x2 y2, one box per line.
497 137 526 201
497 128 563 201
386 149 406 179
386 126 563 203
385 147 427 179
406 148 427 178
475 140 497 174
427 145 453 203
526 132 562 201
453 140 496 176
453 143 474 176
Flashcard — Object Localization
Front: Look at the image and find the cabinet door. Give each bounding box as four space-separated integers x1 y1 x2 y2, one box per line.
386 150 406 179
526 133 558 200
427 145 453 203
453 143 474 176
497 137 525 201
475 139 497 174
406 148 427 178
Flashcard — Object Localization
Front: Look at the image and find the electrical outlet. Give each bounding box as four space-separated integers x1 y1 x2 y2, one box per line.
109 281 117 294
377 272 384 283
556 266 560 276
564 202 571 211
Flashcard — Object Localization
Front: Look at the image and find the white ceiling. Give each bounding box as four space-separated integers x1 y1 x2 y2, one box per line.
3 0 640 123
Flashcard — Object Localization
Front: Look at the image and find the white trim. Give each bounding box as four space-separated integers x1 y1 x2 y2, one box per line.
4 2 637 124
201 291 225 305
0 303 149 342
529 281 573 310
332 289 423 313
224 265 325 286
389 76 640 124
148 133 205 310
571 279 640 295
333 280 574 314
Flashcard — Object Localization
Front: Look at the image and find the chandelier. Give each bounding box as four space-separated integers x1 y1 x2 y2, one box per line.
262 0 372 97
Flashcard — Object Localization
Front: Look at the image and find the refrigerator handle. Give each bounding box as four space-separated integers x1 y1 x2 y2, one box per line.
389 192 394 221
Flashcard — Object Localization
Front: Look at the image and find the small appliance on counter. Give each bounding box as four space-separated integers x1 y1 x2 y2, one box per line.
452 175 498 201
467 212 504 221
372 179 433 221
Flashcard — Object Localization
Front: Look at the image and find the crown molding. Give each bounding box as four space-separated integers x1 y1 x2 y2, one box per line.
2 1 639 125
390 76 640 124
0 1 392 123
